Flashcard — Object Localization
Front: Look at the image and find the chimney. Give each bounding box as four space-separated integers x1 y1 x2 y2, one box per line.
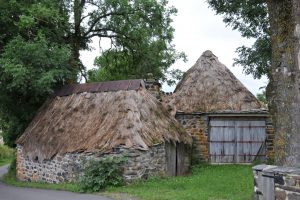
144 73 162 101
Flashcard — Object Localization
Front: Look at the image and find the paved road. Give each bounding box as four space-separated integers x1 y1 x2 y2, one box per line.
0 165 111 200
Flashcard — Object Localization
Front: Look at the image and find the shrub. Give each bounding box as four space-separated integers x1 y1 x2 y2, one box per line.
0 145 14 160
79 156 126 192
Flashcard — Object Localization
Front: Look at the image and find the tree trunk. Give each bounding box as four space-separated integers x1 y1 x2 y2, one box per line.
267 0 300 166
69 0 85 82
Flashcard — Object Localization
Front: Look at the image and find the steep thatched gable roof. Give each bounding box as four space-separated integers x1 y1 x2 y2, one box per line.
172 50 262 113
17 80 191 160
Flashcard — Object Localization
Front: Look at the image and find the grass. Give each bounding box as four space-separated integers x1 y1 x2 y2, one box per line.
3 176 80 192
0 158 12 167
106 165 254 200
1 162 254 200
0 145 14 167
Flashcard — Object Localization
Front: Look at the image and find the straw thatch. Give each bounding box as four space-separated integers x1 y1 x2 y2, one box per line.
17 80 191 160
172 50 262 113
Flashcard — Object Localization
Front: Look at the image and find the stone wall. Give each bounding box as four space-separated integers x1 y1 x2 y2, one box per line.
16 143 166 183
175 113 209 164
253 165 300 200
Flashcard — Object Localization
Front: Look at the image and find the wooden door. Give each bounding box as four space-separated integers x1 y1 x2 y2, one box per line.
176 142 191 176
165 142 176 176
165 142 191 176
209 118 266 163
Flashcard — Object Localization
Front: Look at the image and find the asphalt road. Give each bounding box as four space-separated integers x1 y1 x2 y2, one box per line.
0 165 111 200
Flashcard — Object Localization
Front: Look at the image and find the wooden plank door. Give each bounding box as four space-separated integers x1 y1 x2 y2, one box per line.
209 118 266 163
236 120 266 163
176 142 191 175
209 120 236 163
165 142 176 176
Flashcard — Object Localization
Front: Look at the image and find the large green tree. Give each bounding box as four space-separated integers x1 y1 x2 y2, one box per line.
0 0 73 146
68 0 184 83
0 0 183 145
207 0 270 79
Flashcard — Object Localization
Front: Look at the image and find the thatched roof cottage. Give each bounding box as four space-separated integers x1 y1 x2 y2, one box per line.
16 80 192 183
171 51 273 164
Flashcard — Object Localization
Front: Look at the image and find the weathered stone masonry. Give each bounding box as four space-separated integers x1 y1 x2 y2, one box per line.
17 143 166 183
176 113 209 164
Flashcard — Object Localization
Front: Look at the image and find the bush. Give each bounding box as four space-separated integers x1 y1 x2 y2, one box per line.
79 156 126 192
0 145 14 160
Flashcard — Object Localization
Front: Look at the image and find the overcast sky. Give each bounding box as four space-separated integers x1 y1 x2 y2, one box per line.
81 0 268 95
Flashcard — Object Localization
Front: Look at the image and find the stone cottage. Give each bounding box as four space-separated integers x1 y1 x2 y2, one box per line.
168 50 274 164
16 80 192 183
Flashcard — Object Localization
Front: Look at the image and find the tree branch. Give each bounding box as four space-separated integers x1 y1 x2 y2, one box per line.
83 11 130 37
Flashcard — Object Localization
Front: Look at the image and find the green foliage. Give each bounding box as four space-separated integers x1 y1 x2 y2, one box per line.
107 165 253 200
0 34 74 146
0 145 14 161
207 0 270 79
85 0 185 83
79 157 126 192
256 89 267 105
6 157 16 178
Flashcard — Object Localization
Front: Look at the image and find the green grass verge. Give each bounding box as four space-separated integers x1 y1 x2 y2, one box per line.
0 158 12 167
2 162 254 200
0 145 14 167
3 177 80 192
107 165 254 200
3 173 80 192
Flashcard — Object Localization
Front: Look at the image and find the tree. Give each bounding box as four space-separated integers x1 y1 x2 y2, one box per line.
63 0 184 82
0 0 74 146
256 89 267 105
266 0 300 167
207 0 270 79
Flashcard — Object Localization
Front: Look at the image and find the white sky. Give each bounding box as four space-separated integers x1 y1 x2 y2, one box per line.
81 0 268 95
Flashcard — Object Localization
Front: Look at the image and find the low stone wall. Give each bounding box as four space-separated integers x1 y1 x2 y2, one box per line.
175 113 209 164
253 164 300 200
16 143 166 183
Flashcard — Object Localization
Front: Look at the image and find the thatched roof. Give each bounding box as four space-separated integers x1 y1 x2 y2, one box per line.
172 50 262 113
17 80 191 160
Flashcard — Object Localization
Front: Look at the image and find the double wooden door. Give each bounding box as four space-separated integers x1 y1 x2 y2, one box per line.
209 118 266 163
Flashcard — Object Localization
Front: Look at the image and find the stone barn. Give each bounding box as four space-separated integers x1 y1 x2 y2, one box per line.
169 50 274 164
16 80 192 183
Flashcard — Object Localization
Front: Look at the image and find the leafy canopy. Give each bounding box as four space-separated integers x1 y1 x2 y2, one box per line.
207 0 270 79
0 0 73 146
85 0 185 83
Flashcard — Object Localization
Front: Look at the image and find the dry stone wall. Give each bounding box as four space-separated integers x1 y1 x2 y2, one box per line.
16 143 166 183
175 113 209 164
